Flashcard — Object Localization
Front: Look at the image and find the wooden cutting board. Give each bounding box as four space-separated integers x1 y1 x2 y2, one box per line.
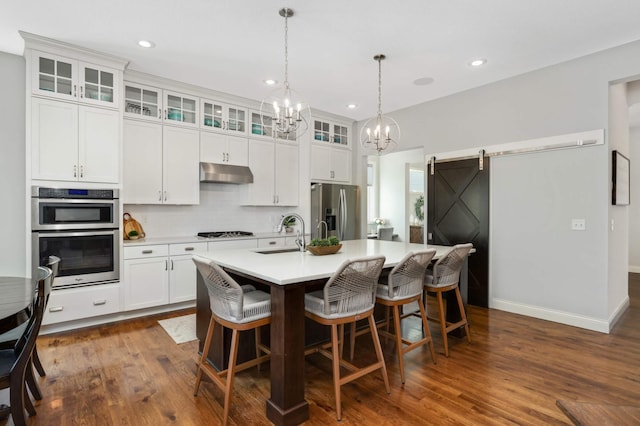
123 213 145 240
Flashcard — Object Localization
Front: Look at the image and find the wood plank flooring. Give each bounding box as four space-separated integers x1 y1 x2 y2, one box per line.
4 276 640 425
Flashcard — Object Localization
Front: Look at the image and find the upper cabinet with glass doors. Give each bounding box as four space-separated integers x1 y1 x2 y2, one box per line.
124 82 162 121
249 110 297 142
32 50 119 109
164 91 198 128
313 119 349 146
200 99 247 136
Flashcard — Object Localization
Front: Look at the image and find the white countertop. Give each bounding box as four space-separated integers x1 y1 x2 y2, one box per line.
122 232 303 247
194 239 457 285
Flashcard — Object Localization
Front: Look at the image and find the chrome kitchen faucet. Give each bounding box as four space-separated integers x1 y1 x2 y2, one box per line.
278 213 306 252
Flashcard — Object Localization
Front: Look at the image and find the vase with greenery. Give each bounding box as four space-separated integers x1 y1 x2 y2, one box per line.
282 215 297 232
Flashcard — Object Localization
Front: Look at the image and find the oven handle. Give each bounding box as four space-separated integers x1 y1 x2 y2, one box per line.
33 229 119 238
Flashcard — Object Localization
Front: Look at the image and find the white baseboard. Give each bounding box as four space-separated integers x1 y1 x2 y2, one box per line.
490 298 610 333
628 265 640 273
608 296 630 332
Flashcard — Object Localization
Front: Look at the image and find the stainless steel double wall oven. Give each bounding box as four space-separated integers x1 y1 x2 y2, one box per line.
31 186 120 288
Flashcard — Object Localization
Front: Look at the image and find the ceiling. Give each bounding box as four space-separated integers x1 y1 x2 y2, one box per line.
3 0 640 121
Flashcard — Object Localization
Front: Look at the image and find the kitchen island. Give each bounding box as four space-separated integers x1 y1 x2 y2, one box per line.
194 239 468 426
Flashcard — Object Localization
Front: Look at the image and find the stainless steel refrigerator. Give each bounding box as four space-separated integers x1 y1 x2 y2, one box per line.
310 183 360 240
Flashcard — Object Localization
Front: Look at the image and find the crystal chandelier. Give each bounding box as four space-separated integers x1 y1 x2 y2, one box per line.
260 8 309 138
360 54 400 154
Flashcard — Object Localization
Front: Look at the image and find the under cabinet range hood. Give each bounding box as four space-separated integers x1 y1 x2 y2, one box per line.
199 162 254 184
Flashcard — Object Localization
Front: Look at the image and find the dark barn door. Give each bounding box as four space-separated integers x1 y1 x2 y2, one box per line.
427 158 489 307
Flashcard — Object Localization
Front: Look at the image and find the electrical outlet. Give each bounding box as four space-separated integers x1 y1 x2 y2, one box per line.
571 219 586 231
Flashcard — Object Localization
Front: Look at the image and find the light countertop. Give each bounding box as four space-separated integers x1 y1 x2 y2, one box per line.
193 239 457 285
122 232 304 247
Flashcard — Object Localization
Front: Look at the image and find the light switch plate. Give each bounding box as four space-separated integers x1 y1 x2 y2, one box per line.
571 219 586 231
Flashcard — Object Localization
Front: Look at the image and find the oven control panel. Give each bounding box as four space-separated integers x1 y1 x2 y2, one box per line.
32 186 119 199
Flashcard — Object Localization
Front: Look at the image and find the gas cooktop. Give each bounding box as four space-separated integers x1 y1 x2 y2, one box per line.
197 231 254 239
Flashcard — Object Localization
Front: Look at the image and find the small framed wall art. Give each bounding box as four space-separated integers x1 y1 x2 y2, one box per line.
612 150 630 205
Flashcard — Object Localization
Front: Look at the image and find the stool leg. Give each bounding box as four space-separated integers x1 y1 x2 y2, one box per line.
222 329 240 426
417 298 436 364
255 326 262 372
368 314 390 394
436 291 449 357
349 322 356 361
331 324 342 421
392 305 406 384
455 287 471 343
195 317 216 396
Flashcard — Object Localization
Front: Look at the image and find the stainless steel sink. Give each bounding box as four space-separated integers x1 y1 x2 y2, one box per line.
255 248 301 254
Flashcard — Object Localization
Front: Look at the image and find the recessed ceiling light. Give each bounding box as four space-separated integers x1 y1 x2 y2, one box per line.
413 77 435 86
138 40 155 48
264 79 277 86
469 58 487 67
347 104 358 109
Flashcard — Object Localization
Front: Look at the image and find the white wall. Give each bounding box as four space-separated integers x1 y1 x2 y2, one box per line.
378 148 423 241
0 52 26 276
356 39 640 332
630 125 640 271
607 82 630 324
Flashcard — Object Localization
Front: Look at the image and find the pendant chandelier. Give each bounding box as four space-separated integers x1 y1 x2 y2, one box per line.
360 54 400 154
260 8 309 139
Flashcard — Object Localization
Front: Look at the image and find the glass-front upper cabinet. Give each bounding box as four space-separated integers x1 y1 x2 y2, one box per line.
313 119 331 142
250 110 273 138
200 99 247 135
31 50 119 108
79 63 118 107
164 91 198 127
332 124 349 146
124 83 162 121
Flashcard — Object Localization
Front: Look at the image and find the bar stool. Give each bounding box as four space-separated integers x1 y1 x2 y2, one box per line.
372 249 437 383
304 255 390 421
423 243 473 357
192 255 271 426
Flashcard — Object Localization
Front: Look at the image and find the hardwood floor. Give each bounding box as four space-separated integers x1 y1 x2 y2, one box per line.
4 276 640 425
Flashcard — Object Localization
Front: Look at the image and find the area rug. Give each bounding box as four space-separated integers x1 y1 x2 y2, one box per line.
158 314 197 344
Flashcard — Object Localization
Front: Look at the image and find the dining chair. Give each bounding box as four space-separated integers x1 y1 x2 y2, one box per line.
355 249 438 384
423 243 473 357
0 266 51 426
32 255 60 378
378 227 394 241
192 255 271 426
304 255 390 421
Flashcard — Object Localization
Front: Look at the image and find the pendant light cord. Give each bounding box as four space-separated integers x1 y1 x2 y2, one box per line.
284 9 289 90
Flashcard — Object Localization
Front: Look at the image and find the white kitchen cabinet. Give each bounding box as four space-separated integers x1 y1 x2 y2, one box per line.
123 120 200 204
200 132 248 166
207 239 258 251
310 144 351 183
313 118 350 146
31 50 120 108
249 109 297 142
124 242 205 309
201 99 247 136
43 283 121 325
124 82 162 121
164 90 198 128
244 139 299 206
31 97 119 183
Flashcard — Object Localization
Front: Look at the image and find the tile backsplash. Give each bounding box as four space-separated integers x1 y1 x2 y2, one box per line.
123 183 305 238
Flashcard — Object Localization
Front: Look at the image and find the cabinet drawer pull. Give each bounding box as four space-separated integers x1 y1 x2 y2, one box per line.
93 300 107 306
269 241 277 245
49 306 63 313
80 85 84 98
142 249 153 254
184 247 194 251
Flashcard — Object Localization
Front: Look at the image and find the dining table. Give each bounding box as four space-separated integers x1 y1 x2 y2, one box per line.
0 276 36 336
194 239 471 426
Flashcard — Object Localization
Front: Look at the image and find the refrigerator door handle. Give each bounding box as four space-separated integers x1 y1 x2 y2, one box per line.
339 188 346 241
